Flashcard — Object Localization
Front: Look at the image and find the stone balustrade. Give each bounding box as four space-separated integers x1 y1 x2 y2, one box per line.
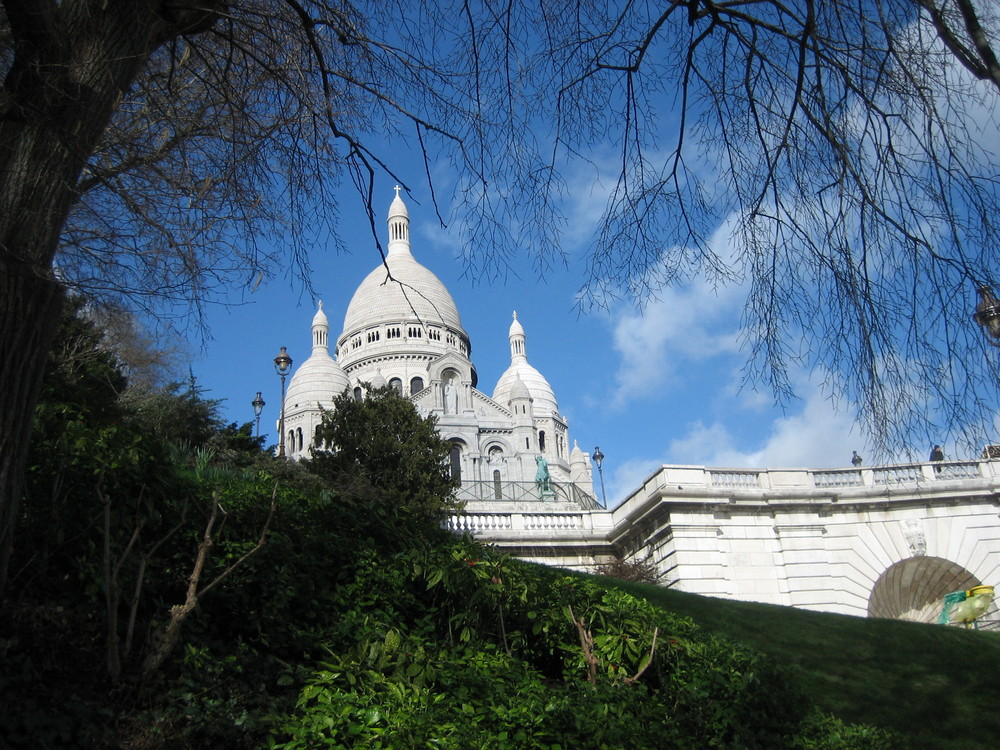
449 457 1000 618
615 458 1000 511
449 457 1000 547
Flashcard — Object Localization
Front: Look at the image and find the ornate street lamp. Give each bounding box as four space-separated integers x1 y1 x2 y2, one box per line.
592 445 607 508
974 285 1000 346
273 347 293 458
251 391 265 438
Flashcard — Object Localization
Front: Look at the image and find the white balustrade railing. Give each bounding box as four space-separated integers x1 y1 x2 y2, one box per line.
615 457 1000 510
813 469 864 488
523 514 584 530
873 465 923 485
933 462 981 480
447 514 513 533
709 471 760 488
446 511 587 536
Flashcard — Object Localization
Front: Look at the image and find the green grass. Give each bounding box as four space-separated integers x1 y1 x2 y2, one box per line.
614 579 1000 750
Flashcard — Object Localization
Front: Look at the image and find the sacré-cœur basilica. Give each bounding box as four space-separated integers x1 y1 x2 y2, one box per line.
279 191 1000 627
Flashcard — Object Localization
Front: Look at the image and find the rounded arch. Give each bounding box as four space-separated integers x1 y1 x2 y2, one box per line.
483 438 512 455
448 439 466 482
410 376 425 396
868 556 989 623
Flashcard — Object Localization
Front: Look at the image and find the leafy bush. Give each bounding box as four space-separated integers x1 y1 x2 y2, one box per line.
271 542 903 750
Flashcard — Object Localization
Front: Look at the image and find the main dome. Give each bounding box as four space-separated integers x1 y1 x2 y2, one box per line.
341 191 465 336
342 252 464 334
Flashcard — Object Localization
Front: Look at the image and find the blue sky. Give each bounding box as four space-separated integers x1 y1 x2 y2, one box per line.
184 9 1000 509
191 174 877 509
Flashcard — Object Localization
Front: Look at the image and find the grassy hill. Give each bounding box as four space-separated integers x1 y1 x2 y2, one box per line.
613 580 1000 750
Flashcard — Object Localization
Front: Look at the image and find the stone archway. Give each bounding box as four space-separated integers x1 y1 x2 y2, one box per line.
868 556 984 623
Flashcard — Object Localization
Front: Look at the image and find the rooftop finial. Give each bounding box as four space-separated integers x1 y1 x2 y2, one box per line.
387 187 410 255
508 311 526 360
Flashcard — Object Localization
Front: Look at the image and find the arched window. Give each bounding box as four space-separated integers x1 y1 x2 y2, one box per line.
315 424 324 449
493 470 502 500
353 386 363 402
449 443 462 482
296 427 304 452
539 431 546 452
389 377 402 395
410 376 424 395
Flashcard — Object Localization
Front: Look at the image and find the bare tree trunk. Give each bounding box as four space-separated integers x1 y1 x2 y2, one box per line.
141 500 220 681
141 485 277 681
0 0 223 596
0 266 64 592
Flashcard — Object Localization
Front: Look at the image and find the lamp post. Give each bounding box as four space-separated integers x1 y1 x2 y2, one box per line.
273 347 293 458
251 391 265 438
592 445 607 508
974 285 1000 459
974 285 1000 346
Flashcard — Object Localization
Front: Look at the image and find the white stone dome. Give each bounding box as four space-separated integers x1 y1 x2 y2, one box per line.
342 251 464 335
284 350 349 410
285 301 349 411
340 191 467 345
508 372 532 403
494 360 558 415
493 312 558 415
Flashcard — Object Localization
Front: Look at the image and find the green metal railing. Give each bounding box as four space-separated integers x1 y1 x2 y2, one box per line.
455 479 602 510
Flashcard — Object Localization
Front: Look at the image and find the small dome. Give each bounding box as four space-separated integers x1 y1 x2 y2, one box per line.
570 441 587 463
494 362 558 415
508 373 532 403
369 369 387 388
493 312 558 415
284 350 349 410
388 187 409 221
509 311 525 337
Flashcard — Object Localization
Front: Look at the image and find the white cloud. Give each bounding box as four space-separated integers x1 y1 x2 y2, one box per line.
607 270 746 409
603 369 867 507
670 371 863 469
